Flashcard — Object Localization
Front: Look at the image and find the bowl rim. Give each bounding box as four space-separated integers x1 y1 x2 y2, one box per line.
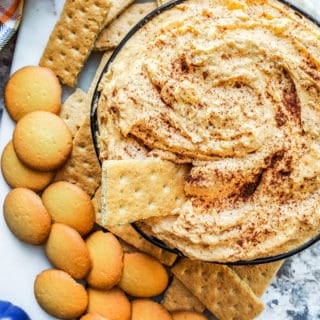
90 0 320 265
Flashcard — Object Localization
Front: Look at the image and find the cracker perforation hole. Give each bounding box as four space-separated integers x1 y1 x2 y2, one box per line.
65 11 73 22
150 173 158 181
68 162 75 169
181 267 192 276
216 286 222 293
148 201 156 211
230 287 240 296
215 301 222 308
163 185 170 193
78 5 86 14
119 205 126 215
83 161 90 169
201 271 210 282
76 142 86 150
71 48 80 57
200 284 208 294
120 175 128 185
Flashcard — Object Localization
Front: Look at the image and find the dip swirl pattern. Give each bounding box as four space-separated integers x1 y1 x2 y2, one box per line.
99 0 320 262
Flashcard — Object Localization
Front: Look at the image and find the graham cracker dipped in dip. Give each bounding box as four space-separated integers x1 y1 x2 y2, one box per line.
97 0 320 262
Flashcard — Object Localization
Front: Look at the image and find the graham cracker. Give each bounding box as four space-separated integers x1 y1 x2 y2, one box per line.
108 224 177 266
102 0 135 27
162 277 205 313
101 159 187 226
118 237 137 253
157 0 172 5
87 50 113 104
95 2 157 51
231 260 284 297
60 88 88 138
92 186 177 266
54 115 101 197
40 0 110 86
172 259 264 320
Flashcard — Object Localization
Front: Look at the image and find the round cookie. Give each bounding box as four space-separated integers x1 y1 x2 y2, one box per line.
119 252 169 297
34 269 88 319
4 66 61 121
13 111 72 171
1 141 54 191
45 223 92 279
87 287 131 320
41 181 95 236
171 311 208 320
80 313 110 320
86 231 123 289
3 188 51 245
131 299 172 320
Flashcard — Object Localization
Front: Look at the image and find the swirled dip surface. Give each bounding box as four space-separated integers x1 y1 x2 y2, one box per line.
98 0 320 262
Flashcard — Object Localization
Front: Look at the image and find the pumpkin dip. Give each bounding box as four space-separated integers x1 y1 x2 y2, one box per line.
97 0 320 262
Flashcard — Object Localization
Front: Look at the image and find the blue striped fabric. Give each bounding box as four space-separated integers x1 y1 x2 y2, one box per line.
0 0 24 51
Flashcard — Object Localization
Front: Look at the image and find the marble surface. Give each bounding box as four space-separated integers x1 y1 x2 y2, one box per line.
0 0 320 319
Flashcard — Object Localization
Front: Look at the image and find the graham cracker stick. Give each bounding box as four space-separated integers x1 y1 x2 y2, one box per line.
162 277 206 313
157 0 172 5
172 259 264 320
87 50 113 103
102 0 135 27
40 0 110 86
55 50 114 196
101 159 187 226
95 2 157 51
54 115 101 197
92 186 177 266
231 260 284 297
60 88 88 138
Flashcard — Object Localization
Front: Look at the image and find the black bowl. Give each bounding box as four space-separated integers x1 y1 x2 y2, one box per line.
90 0 320 265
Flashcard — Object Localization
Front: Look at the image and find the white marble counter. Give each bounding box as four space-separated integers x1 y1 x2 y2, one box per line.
0 0 320 319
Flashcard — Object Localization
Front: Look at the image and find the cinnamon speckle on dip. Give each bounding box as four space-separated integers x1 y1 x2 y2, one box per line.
98 0 320 262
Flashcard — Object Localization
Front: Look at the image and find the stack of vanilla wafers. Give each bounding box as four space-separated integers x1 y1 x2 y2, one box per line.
40 0 284 319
